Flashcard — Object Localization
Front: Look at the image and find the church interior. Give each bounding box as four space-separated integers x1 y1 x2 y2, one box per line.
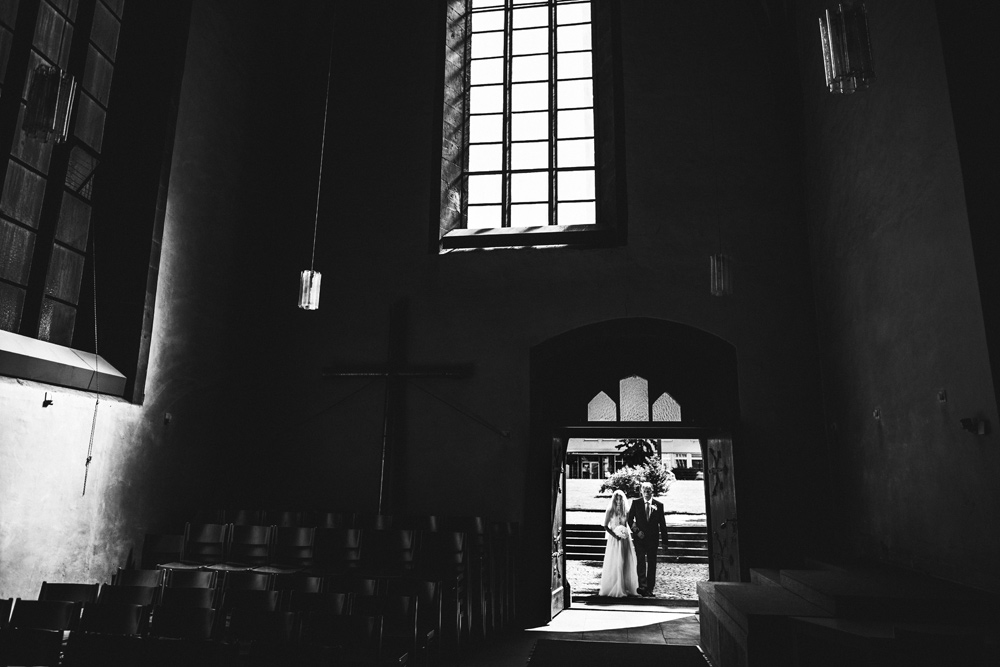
0 0 998 665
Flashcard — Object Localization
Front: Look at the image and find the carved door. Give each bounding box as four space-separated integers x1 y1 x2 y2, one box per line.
706 436 741 582
550 436 568 618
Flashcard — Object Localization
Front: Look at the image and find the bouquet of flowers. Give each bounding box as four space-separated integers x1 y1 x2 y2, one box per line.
613 525 629 540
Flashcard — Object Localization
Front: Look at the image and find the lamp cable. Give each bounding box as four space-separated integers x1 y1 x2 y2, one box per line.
310 29 335 272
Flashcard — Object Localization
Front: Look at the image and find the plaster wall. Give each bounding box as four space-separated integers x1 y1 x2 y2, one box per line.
797 0 1000 590
2 0 830 607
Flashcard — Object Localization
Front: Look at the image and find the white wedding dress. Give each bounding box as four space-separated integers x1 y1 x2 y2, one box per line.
598 514 639 597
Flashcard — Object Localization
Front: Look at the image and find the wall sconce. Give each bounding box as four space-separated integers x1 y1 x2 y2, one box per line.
298 29 335 311
22 64 77 143
818 2 875 93
960 417 989 436
710 253 732 296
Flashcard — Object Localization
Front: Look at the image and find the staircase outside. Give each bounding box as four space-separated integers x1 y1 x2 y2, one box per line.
565 523 708 563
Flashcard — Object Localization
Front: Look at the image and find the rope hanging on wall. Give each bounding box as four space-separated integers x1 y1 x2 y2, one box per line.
82 222 99 496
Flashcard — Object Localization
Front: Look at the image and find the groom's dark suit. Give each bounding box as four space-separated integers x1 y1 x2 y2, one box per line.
627 495 669 595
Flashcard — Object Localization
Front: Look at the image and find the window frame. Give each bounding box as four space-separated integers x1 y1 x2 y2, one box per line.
434 0 626 252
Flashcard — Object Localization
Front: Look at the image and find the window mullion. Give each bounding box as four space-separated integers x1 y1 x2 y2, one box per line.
502 0 513 228
548 0 557 227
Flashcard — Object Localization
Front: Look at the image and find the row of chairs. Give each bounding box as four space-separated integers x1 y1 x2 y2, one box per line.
0 595 409 666
188 510 485 531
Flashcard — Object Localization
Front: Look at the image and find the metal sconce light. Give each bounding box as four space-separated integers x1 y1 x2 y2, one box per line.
299 30 335 311
710 253 732 297
819 2 875 94
22 64 77 143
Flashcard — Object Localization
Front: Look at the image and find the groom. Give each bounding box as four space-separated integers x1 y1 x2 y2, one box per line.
627 482 669 596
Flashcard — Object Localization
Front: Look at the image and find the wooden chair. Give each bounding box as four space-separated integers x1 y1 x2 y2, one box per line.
37 581 100 604
323 574 380 597
0 599 79 666
220 570 272 591
356 594 419 664
287 591 351 616
358 529 416 577
146 605 217 640
413 530 468 648
97 585 158 607
139 533 184 570
112 568 163 587
312 528 363 575
253 526 316 574
272 574 324 612
387 577 442 659
209 524 274 572
227 509 263 526
157 522 229 570
264 510 309 527
159 587 217 609
162 568 217 589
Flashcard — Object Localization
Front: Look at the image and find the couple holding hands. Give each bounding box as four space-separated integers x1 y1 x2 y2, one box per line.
599 482 669 598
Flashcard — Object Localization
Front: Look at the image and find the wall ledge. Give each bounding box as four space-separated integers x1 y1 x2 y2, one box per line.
0 330 127 397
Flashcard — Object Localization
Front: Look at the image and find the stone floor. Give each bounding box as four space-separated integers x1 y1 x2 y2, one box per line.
437 599 703 666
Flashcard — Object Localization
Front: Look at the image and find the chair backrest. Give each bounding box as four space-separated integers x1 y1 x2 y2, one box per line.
147 605 216 640
314 528 363 572
77 602 144 636
415 530 466 571
359 529 416 574
287 591 351 615
112 568 163 587
181 522 229 565
97 585 158 607
265 510 309 527
38 581 100 604
272 573 323 594
163 568 217 589
227 509 263 525
269 526 316 569
322 574 379 596
219 589 279 613
314 511 355 529
225 608 296 644
224 524 273 567
387 577 440 632
8 599 79 630
159 587 217 609
221 570 272 591
139 533 184 569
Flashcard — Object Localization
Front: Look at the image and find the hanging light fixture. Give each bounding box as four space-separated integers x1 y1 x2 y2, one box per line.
710 253 732 297
819 2 875 94
299 30 335 311
23 64 77 143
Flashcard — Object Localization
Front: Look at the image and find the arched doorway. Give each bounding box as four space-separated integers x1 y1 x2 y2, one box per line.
526 318 741 624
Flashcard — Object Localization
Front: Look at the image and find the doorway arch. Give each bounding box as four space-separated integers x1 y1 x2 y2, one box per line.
525 317 740 625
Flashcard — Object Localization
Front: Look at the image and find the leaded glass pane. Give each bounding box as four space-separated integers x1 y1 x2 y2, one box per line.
557 51 591 79
469 114 503 143
82 45 112 105
470 84 503 114
557 200 595 224
652 393 682 422
73 92 106 151
620 376 649 422
1 161 47 228
55 191 90 250
12 103 54 173
467 204 501 228
511 111 548 140
470 57 503 85
557 169 594 201
468 143 502 172
511 141 549 170
511 203 548 227
512 54 548 82
511 81 548 111
0 217 35 283
34 2 74 68
512 27 547 55
37 295 76 344
512 6 548 29
557 23 591 51
557 138 593 168
588 391 616 421
511 171 548 202
557 79 592 109
468 174 502 204
0 281 25 332
471 31 504 58
90 0 119 61
557 109 594 138
557 2 591 24
471 9 504 32
44 243 85 304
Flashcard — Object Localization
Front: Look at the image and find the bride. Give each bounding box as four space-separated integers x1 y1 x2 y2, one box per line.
599 489 639 597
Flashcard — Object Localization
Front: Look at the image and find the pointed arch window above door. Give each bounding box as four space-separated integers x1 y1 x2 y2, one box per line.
587 374 681 422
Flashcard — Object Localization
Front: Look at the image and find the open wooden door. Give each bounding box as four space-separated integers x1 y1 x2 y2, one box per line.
706 436 741 582
550 436 568 618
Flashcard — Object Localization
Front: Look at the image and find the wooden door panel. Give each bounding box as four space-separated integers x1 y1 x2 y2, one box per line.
550 436 567 618
707 436 741 582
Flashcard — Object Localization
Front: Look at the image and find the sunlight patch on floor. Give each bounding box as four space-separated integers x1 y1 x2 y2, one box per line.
525 609 694 634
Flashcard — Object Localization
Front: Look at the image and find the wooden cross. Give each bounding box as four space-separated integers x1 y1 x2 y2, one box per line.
321 299 472 515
